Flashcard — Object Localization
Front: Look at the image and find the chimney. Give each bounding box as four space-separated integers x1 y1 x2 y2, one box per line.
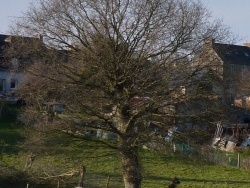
203 37 215 46
36 34 43 42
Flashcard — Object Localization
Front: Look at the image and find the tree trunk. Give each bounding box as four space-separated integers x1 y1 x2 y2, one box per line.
115 109 142 188
120 143 142 188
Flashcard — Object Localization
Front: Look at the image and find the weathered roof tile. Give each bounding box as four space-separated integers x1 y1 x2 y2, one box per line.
212 43 250 65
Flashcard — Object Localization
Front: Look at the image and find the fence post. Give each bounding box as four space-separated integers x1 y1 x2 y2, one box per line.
106 175 111 188
237 152 240 169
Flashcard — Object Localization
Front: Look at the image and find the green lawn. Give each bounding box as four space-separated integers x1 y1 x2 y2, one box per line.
142 153 250 188
1 116 250 187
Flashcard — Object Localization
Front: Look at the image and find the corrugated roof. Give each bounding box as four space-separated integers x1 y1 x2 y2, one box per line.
212 43 250 66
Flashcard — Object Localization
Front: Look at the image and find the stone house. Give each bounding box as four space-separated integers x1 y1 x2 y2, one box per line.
196 39 250 150
0 34 42 96
197 39 250 105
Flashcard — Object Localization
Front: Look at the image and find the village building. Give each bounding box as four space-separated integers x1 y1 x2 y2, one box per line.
196 39 250 151
0 34 43 96
1 33 250 151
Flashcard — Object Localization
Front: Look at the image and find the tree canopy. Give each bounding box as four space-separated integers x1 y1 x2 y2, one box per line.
10 0 234 187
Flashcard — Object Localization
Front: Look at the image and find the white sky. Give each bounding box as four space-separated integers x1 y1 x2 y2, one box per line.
0 0 249 44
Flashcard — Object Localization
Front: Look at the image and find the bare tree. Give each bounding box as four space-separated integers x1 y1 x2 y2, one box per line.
10 0 233 187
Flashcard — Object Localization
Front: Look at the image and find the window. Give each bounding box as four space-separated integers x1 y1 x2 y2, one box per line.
218 96 223 104
11 58 19 69
10 79 17 89
228 84 233 94
180 86 186 94
241 66 248 75
231 65 236 73
0 79 6 92
197 82 213 93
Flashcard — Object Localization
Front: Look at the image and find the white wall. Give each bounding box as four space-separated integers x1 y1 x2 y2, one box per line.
0 70 25 94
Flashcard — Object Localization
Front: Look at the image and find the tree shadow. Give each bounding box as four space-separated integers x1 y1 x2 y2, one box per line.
146 175 250 185
0 110 25 154
180 177 250 184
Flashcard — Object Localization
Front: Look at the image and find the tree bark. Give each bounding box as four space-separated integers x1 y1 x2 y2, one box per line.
120 140 142 188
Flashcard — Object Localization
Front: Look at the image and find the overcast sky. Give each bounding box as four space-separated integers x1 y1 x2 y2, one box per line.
0 0 249 44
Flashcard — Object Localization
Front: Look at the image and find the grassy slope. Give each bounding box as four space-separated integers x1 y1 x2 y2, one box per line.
142 153 250 188
0 117 250 187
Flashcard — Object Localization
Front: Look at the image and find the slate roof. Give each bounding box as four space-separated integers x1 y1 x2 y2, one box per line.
0 35 11 70
0 34 43 70
0 34 10 43
212 42 250 66
0 34 10 54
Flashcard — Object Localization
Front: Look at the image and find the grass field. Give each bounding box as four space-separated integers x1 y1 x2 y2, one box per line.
1 114 250 187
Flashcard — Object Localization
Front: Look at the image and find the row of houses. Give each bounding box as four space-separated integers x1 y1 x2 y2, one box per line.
1 33 250 151
1 34 250 102
2 34 250 98
192 39 250 151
